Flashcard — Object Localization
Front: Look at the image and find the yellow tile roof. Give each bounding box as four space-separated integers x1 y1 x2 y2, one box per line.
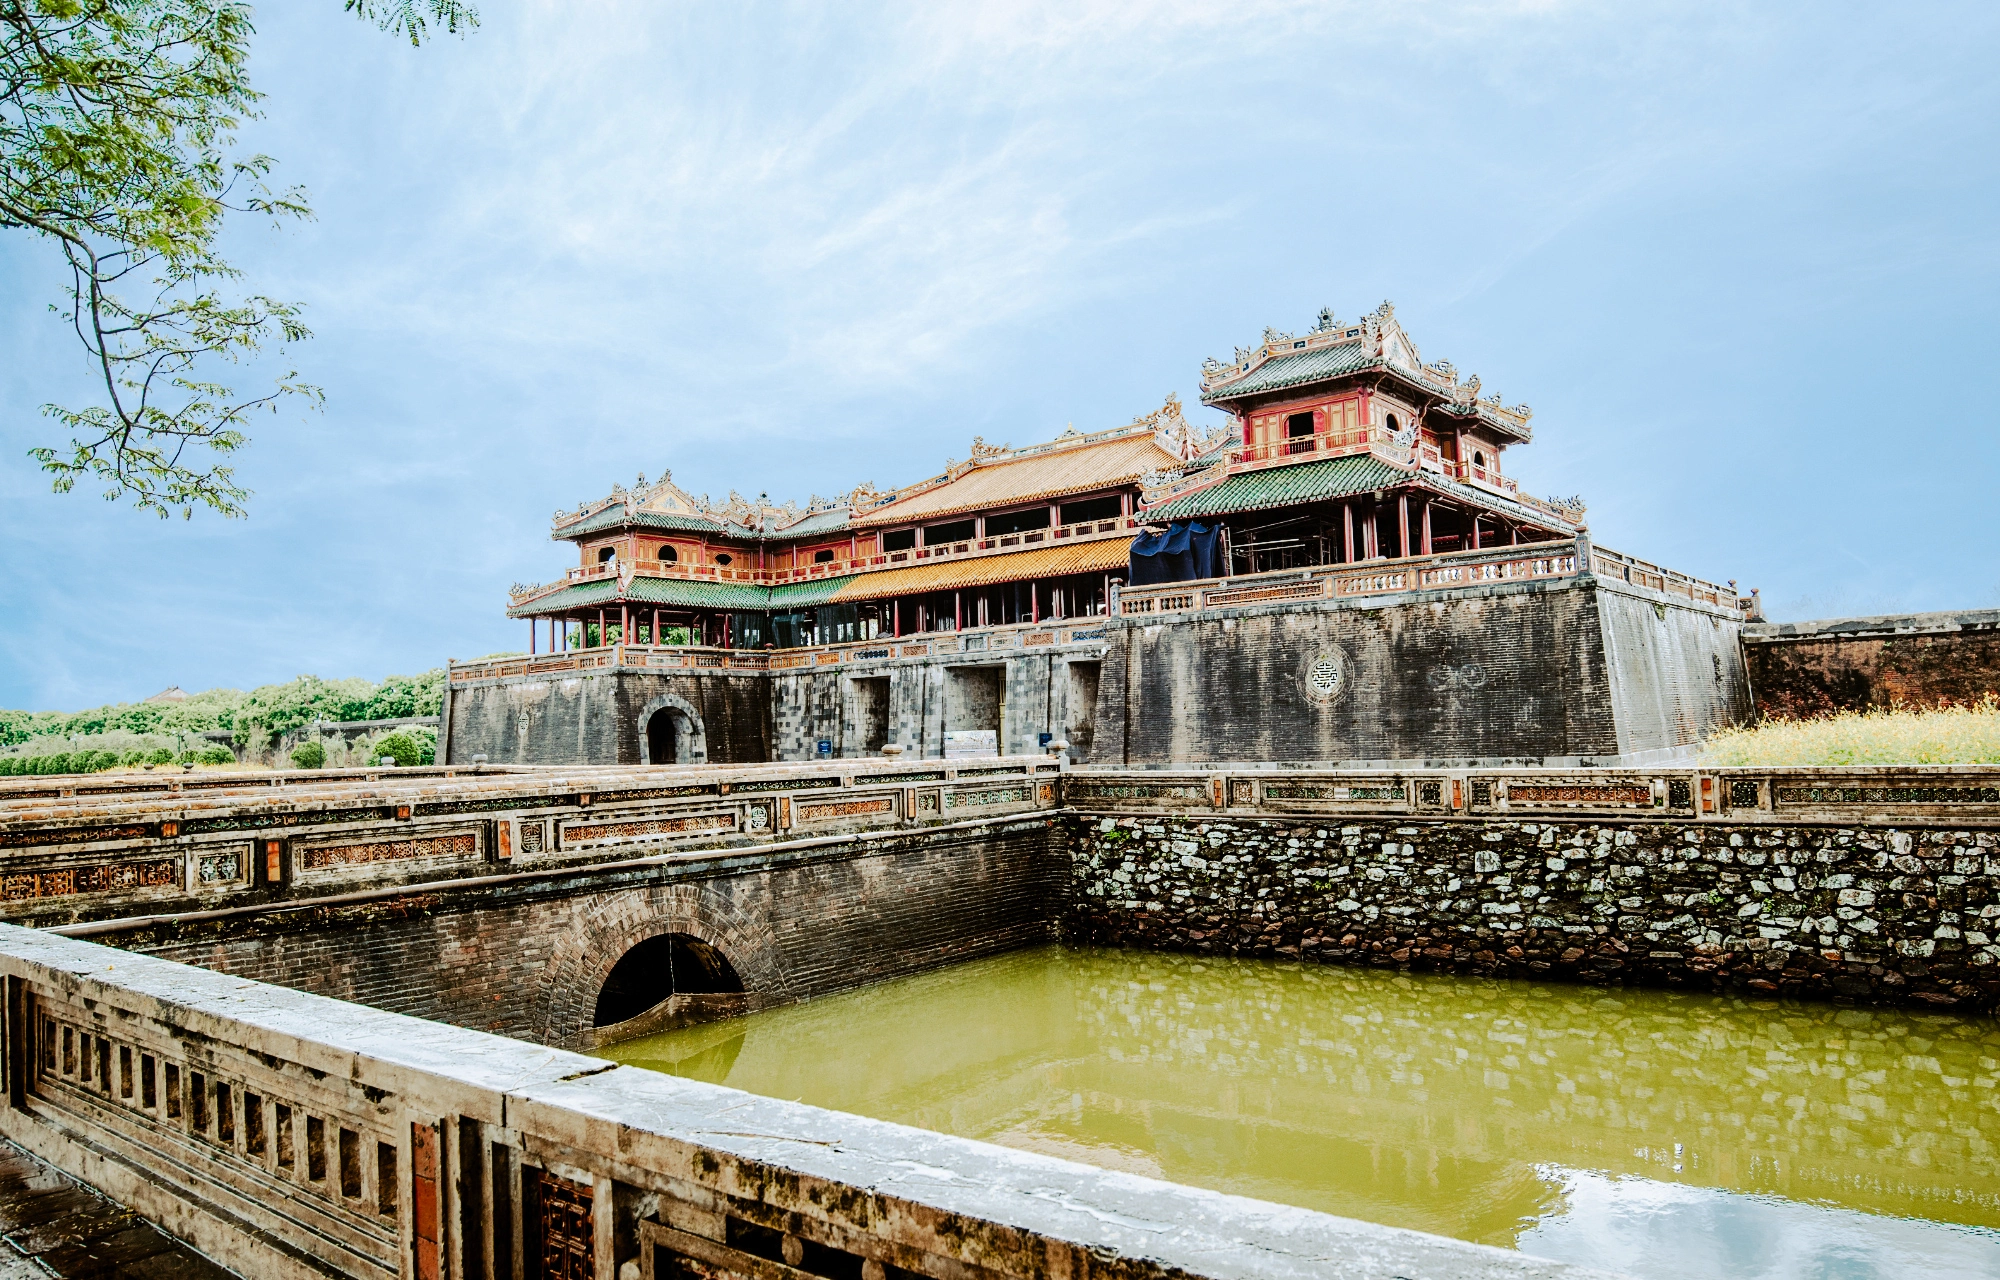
827 536 1134 601
852 430 1179 527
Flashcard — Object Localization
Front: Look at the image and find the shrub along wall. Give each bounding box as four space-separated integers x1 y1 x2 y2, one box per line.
1065 813 2000 1010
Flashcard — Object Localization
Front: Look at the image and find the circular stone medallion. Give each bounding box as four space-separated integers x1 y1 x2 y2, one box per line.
1301 648 1350 705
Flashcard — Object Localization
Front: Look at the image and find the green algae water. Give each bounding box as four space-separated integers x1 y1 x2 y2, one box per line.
600 947 2000 1279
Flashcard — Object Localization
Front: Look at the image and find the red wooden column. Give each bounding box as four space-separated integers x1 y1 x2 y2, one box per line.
529 619 536 655
1397 494 1411 558
1031 583 1039 623
955 591 962 631
1420 499 1433 555
620 603 629 645
597 608 606 648
1343 503 1356 562
1471 515 1482 550
653 607 661 644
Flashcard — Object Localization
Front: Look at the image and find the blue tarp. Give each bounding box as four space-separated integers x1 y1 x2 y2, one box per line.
1129 521 1220 585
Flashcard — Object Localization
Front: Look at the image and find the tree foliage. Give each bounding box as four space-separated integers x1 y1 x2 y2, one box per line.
0 667 444 747
1 0 475 518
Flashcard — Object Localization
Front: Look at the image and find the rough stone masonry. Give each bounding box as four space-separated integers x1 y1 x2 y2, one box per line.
1066 814 2000 1009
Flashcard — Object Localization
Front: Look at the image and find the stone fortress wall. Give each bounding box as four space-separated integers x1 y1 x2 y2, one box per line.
1742 608 2000 718
446 556 1760 770
1094 575 1749 767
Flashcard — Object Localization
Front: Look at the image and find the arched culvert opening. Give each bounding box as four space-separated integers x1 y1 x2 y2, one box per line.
645 706 692 764
593 932 743 1029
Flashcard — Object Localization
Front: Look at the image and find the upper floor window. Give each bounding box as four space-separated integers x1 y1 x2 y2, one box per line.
715 553 734 566
924 518 976 546
882 529 917 553
986 507 1050 536
597 547 617 563
658 545 678 563
1059 494 1123 525
813 549 835 563
1286 411 1314 438
1473 451 1486 469
1385 413 1402 435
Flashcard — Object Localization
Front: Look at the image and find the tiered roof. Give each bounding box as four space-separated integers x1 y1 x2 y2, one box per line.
509 400 1208 618
545 397 1214 548
1199 302 1535 443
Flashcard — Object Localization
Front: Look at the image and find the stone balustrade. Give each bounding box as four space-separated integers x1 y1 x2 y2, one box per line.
447 618 1115 685
0 757 1062 928
0 925 1620 1280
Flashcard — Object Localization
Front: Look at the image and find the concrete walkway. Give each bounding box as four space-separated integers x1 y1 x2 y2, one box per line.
0 1140 235 1279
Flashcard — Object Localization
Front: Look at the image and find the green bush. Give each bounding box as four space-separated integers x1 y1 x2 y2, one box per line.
195 744 235 767
82 749 118 772
145 748 174 766
372 732 423 768
0 757 15 776
290 740 327 770
119 750 145 767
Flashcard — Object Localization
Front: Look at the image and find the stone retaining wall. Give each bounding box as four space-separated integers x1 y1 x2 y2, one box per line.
1066 812 2000 1009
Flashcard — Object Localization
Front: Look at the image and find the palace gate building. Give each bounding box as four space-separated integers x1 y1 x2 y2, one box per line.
447 304 1753 768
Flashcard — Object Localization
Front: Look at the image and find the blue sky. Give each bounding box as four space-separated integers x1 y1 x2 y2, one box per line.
3 1 1997 711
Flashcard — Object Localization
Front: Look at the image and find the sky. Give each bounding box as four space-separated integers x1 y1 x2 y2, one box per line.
3 0 1997 712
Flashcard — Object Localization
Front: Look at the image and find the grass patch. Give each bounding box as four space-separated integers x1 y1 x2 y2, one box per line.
1704 698 2000 766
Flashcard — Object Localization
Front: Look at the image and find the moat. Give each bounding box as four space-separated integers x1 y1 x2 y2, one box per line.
602 946 2000 1280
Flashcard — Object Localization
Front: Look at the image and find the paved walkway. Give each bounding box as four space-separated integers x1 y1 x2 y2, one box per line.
0 1139 235 1279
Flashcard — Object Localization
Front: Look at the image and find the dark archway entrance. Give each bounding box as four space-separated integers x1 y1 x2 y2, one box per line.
646 706 692 765
593 932 743 1028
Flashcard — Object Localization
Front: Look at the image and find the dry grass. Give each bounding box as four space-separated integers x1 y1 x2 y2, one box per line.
1704 698 2000 767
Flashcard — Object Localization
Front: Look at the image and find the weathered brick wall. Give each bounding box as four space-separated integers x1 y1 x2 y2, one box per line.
1744 610 2000 719
1093 578 1626 765
1066 813 2000 1010
126 819 1062 1048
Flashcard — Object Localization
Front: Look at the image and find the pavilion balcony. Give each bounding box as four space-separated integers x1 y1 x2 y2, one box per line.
447 616 1116 686
506 513 1142 611
876 513 1138 567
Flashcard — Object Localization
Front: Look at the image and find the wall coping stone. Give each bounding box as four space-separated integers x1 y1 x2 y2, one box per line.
1744 608 2000 643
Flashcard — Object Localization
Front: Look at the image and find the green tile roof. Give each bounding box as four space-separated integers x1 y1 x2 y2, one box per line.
1199 341 1383 405
1145 455 1412 521
507 573 860 618
556 507 727 539
1144 454 1577 532
767 577 854 608
555 505 853 543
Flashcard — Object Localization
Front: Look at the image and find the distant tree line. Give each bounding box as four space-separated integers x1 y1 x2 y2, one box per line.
0 670 444 750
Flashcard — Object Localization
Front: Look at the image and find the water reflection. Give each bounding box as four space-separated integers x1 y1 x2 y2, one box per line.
601 947 2000 1278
